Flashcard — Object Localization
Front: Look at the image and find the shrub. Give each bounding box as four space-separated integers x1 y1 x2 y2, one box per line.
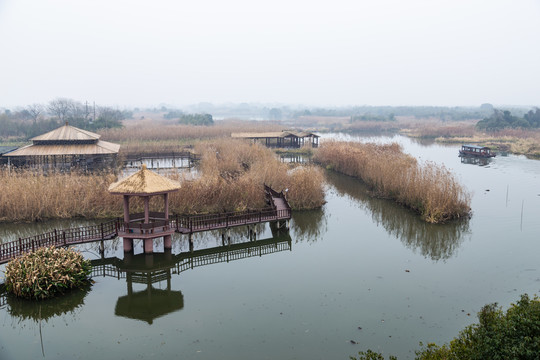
4 246 92 300
351 294 540 360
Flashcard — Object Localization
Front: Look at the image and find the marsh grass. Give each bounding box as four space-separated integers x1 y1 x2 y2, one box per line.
0 168 121 222
314 141 470 223
5 246 92 300
0 141 325 222
99 119 283 156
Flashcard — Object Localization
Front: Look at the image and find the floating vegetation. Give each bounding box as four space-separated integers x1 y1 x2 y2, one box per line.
4 246 92 300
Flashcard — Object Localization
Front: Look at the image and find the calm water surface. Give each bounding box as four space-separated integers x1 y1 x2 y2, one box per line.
1 135 540 359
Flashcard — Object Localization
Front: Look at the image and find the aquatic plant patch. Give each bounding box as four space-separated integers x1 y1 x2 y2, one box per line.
4 246 92 300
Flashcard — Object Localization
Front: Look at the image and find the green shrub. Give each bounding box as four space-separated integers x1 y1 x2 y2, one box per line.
4 246 92 300
351 294 540 360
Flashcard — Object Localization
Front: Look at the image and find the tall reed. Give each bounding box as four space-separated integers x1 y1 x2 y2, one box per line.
314 141 470 223
0 141 325 222
0 168 121 222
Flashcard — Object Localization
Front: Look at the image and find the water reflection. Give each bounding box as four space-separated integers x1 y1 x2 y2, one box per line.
459 156 493 167
290 209 327 243
90 232 292 324
279 154 312 164
326 171 470 261
0 219 103 244
2 283 91 322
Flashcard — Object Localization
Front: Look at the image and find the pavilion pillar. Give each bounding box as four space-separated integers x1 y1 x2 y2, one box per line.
163 192 172 249
164 193 169 219
123 195 130 223
164 235 172 249
144 196 150 223
123 238 133 252
144 238 153 254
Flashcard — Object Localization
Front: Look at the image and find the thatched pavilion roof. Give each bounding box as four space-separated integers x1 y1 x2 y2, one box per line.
108 165 181 196
6 141 120 156
31 123 101 142
4 122 120 157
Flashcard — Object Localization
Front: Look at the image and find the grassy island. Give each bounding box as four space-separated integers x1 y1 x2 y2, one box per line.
314 141 471 224
5 246 91 300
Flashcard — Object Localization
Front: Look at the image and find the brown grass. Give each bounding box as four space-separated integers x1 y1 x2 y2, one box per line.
99 119 283 156
402 120 478 138
0 140 325 222
313 141 471 223
170 139 325 213
0 169 121 222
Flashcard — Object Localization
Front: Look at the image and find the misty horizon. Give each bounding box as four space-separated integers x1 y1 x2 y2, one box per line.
1 1 539 108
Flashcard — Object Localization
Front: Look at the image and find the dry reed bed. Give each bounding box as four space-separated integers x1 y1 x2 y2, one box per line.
100 119 284 156
313 141 471 223
100 119 281 146
0 141 325 222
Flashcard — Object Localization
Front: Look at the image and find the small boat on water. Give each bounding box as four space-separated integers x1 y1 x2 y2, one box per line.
459 144 496 158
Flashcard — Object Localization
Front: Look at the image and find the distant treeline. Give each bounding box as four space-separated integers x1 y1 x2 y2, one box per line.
0 98 129 140
164 111 214 126
293 104 498 121
155 103 525 122
350 113 396 122
477 108 540 131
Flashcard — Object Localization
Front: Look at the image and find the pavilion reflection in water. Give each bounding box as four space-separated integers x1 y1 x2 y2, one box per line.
90 233 292 324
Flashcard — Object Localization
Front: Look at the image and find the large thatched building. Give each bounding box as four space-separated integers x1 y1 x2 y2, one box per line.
3 122 120 170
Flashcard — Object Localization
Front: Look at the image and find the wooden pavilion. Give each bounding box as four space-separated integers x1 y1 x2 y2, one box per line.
231 130 319 148
3 122 120 170
108 164 181 254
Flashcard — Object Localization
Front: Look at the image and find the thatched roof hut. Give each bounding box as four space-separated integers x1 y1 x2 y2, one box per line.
3 122 120 170
108 164 181 196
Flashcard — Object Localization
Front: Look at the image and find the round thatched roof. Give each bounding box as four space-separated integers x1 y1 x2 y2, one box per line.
108 165 181 196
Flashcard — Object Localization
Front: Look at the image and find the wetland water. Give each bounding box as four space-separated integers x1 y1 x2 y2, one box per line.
2 135 540 359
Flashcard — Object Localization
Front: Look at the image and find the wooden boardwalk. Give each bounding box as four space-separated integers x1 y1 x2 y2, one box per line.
0 186 291 265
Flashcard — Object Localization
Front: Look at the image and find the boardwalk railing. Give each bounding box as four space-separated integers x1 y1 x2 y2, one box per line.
173 207 290 234
264 184 291 210
0 186 292 265
0 220 117 265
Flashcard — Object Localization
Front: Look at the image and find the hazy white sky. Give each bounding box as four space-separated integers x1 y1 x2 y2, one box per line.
1 0 539 108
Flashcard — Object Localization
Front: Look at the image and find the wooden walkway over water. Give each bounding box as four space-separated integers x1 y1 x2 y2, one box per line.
0 186 291 265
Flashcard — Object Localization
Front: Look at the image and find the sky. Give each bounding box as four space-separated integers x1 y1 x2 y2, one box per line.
0 0 539 108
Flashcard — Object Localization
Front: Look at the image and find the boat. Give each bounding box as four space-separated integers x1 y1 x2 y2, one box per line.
458 144 496 158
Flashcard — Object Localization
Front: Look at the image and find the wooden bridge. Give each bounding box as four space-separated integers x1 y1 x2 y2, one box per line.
0 186 291 265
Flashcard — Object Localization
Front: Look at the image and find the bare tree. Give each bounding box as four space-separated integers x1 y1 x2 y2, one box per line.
48 98 73 123
27 103 44 125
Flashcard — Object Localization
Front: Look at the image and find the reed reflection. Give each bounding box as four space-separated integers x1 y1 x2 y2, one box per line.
326 171 470 261
289 209 327 243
